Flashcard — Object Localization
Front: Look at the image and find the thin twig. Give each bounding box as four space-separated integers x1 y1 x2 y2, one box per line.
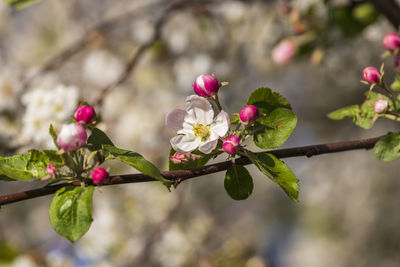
368 0 400 29
0 134 388 206
20 1 165 91
93 0 211 109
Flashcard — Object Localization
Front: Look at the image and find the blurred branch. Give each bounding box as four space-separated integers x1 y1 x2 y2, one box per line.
368 0 400 29
20 1 165 90
94 0 215 109
128 187 185 266
0 134 388 206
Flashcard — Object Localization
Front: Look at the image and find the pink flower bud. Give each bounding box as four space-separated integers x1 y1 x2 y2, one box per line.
382 33 400 52
374 99 388 114
271 40 297 65
74 105 95 124
223 135 240 154
46 164 57 176
362 66 380 84
91 167 109 184
171 152 188 164
57 123 88 152
239 105 259 124
193 74 220 98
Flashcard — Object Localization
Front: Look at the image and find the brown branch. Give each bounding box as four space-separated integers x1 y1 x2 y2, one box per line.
0 134 388 206
368 0 400 29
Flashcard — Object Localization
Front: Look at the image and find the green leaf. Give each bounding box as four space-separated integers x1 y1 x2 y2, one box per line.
0 150 49 181
49 124 59 149
49 186 94 242
252 108 297 149
230 115 241 125
327 105 359 120
247 87 292 114
352 3 379 26
224 165 253 200
4 0 40 9
327 92 388 129
391 75 400 92
87 128 114 151
43 150 65 168
244 150 299 201
102 145 172 188
374 133 400 162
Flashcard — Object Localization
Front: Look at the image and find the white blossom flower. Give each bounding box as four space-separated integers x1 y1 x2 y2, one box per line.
166 95 229 154
83 50 124 87
21 84 79 148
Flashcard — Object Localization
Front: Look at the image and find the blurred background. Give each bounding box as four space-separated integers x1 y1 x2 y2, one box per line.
0 0 400 266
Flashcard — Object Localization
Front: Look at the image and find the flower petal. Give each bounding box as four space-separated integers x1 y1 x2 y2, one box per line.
211 110 230 137
165 109 187 132
170 134 201 153
199 139 218 154
185 95 214 125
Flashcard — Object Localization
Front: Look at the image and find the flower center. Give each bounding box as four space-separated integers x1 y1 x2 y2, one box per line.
192 123 211 141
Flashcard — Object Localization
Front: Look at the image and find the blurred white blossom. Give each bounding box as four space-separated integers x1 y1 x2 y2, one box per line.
83 50 124 87
21 84 79 148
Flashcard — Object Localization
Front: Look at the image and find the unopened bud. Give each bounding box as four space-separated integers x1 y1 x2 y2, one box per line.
223 135 240 154
362 66 380 84
171 152 188 164
374 99 388 114
193 74 220 98
382 33 400 52
271 40 297 65
91 167 109 184
239 105 259 124
74 105 95 124
57 123 88 152
46 164 57 176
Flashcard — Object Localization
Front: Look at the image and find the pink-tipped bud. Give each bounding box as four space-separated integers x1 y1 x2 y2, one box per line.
46 164 57 176
223 135 240 154
362 66 380 84
239 105 259 124
374 99 388 114
171 152 188 164
382 33 400 52
57 123 88 152
271 40 297 65
91 167 109 184
74 105 95 124
193 74 220 98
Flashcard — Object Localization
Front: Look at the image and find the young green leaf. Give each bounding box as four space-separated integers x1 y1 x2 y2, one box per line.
252 108 297 149
87 128 114 151
49 124 60 149
230 115 241 125
244 150 299 201
328 92 389 129
247 87 292 114
327 105 359 120
49 186 94 242
224 165 253 200
390 75 400 92
373 133 400 162
4 0 40 9
102 145 172 188
0 150 49 181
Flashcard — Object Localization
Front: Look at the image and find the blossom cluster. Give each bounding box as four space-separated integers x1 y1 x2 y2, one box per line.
46 104 109 184
166 74 260 163
360 32 400 116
